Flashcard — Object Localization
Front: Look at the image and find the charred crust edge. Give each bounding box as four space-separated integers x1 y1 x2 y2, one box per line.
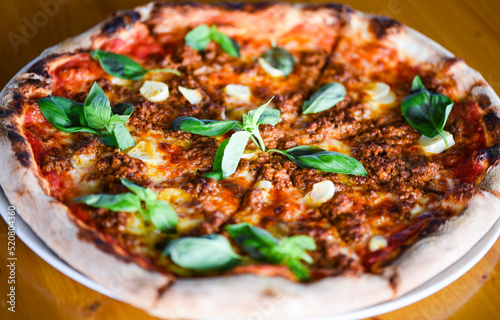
0 91 24 119
6 124 31 168
475 93 492 110
369 15 403 39
102 10 141 35
0 90 33 169
484 111 500 142
150 1 351 14
476 142 500 165
77 227 134 264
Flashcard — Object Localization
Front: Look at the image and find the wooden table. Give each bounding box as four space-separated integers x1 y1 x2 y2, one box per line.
0 0 499 319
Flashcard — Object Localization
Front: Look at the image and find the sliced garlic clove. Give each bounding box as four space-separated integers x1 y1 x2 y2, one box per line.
110 77 133 87
369 235 388 252
365 82 391 100
224 84 251 101
373 90 396 105
140 80 169 102
418 131 455 154
305 180 335 207
258 57 285 78
178 86 202 104
364 82 397 106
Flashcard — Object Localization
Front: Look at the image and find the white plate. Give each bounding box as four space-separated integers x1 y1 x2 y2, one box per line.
1 184 499 319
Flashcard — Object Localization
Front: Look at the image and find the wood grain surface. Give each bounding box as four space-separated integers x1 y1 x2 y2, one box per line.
0 0 499 319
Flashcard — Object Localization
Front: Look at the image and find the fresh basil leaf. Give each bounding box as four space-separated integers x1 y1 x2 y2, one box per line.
203 138 229 180
68 103 89 127
100 123 136 150
261 47 295 76
74 193 141 212
91 49 148 80
401 76 454 144
108 103 134 129
84 82 113 131
302 82 346 114
226 223 279 261
284 258 311 281
219 131 251 178
119 178 157 202
74 179 178 232
279 236 316 281
185 24 212 51
36 96 100 134
280 236 316 263
210 25 240 57
256 108 281 126
165 234 240 270
112 123 136 150
38 96 73 126
146 200 178 232
185 24 240 57
204 131 251 180
273 145 367 176
91 50 180 79
112 103 134 117
226 223 316 280
170 116 237 136
247 97 274 128
410 75 425 92
203 171 224 180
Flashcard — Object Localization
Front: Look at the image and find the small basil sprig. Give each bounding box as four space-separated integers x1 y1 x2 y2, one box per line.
302 82 346 114
401 76 454 145
269 146 367 176
172 98 278 180
164 234 241 270
37 82 135 150
162 223 316 281
226 223 317 281
91 49 180 80
185 24 240 57
170 116 238 136
172 97 367 179
260 46 295 77
74 178 178 232
35 96 100 135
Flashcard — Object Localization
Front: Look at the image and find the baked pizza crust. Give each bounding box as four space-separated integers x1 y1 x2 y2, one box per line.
0 2 499 319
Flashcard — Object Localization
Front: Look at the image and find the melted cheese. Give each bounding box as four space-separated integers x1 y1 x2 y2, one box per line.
69 153 100 196
126 132 195 183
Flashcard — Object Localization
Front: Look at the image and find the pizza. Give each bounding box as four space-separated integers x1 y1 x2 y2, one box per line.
1 1 500 318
